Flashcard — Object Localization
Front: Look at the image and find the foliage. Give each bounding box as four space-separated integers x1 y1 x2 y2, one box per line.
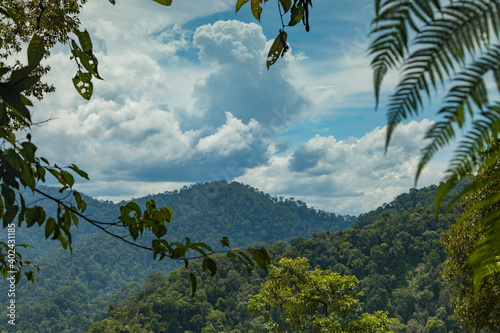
248 257 392 332
88 256 270 333
0 181 351 332
369 0 500 292
442 155 500 331
86 183 468 333
236 0 312 68
0 1 272 300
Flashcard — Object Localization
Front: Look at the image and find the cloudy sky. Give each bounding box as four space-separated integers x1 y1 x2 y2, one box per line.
29 0 450 215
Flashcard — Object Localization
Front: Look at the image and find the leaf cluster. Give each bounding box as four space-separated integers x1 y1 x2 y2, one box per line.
369 0 500 295
236 0 312 68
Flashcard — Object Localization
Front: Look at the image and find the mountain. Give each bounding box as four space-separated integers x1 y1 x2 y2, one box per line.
87 181 468 332
0 181 355 332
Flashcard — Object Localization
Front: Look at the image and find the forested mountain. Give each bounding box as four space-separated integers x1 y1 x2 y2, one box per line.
0 181 355 332
87 182 468 333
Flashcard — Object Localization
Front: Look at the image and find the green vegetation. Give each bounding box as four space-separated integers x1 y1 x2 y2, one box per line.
0 181 354 332
2 1 500 332
442 156 500 331
83 182 467 332
370 0 500 291
0 0 273 298
248 257 391 332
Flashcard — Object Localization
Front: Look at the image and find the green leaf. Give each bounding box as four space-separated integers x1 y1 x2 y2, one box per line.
236 0 249 13
19 94 33 107
10 65 36 84
2 184 15 206
153 0 172 6
12 75 41 93
251 0 262 21
267 31 287 69
156 225 167 238
289 4 304 26
279 0 291 13
0 6 19 26
160 205 173 222
252 248 269 270
21 141 37 161
189 272 197 298
220 236 230 248
0 67 10 76
68 164 89 180
59 170 75 187
206 257 217 277
190 242 213 252
27 35 45 66
125 202 142 216
45 218 55 239
21 163 35 190
74 29 93 52
236 249 253 266
2 205 17 227
72 72 93 100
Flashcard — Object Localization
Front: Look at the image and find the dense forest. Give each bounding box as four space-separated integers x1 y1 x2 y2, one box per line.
84 182 467 332
1 180 469 332
0 181 355 332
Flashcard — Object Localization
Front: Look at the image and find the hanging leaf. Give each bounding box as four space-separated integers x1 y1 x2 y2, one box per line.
251 0 263 21
220 236 230 247
279 0 291 13
267 31 288 69
74 29 93 53
236 0 249 13
189 272 197 298
72 72 93 100
27 35 45 66
289 4 304 26
153 0 172 6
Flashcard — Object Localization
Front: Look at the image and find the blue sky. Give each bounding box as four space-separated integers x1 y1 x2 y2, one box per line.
30 0 449 215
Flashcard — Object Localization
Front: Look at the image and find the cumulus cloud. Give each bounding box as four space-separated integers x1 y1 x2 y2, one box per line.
30 19 306 196
23 0 450 214
190 20 310 131
236 120 447 215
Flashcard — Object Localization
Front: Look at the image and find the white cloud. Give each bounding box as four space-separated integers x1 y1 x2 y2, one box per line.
30 19 304 189
235 120 447 215
196 112 262 156
22 0 452 217
190 20 310 130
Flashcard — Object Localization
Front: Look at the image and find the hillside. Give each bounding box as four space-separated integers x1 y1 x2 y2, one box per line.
87 181 467 332
0 181 355 332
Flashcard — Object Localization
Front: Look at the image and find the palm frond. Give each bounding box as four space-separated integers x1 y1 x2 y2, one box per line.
445 108 500 179
369 0 440 109
435 114 500 218
416 45 500 182
385 0 500 149
438 148 500 298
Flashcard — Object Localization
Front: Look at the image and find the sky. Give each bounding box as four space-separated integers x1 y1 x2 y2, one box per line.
29 0 451 215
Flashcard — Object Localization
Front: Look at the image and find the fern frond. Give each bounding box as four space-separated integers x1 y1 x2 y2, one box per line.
369 0 440 109
445 107 500 180
385 0 500 149
416 45 500 182
436 137 500 217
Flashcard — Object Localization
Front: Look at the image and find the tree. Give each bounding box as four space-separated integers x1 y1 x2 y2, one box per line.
0 0 270 294
248 257 392 332
369 0 500 294
441 153 500 331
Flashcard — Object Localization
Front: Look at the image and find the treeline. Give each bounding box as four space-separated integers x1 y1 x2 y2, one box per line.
0 181 355 332
88 182 467 332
